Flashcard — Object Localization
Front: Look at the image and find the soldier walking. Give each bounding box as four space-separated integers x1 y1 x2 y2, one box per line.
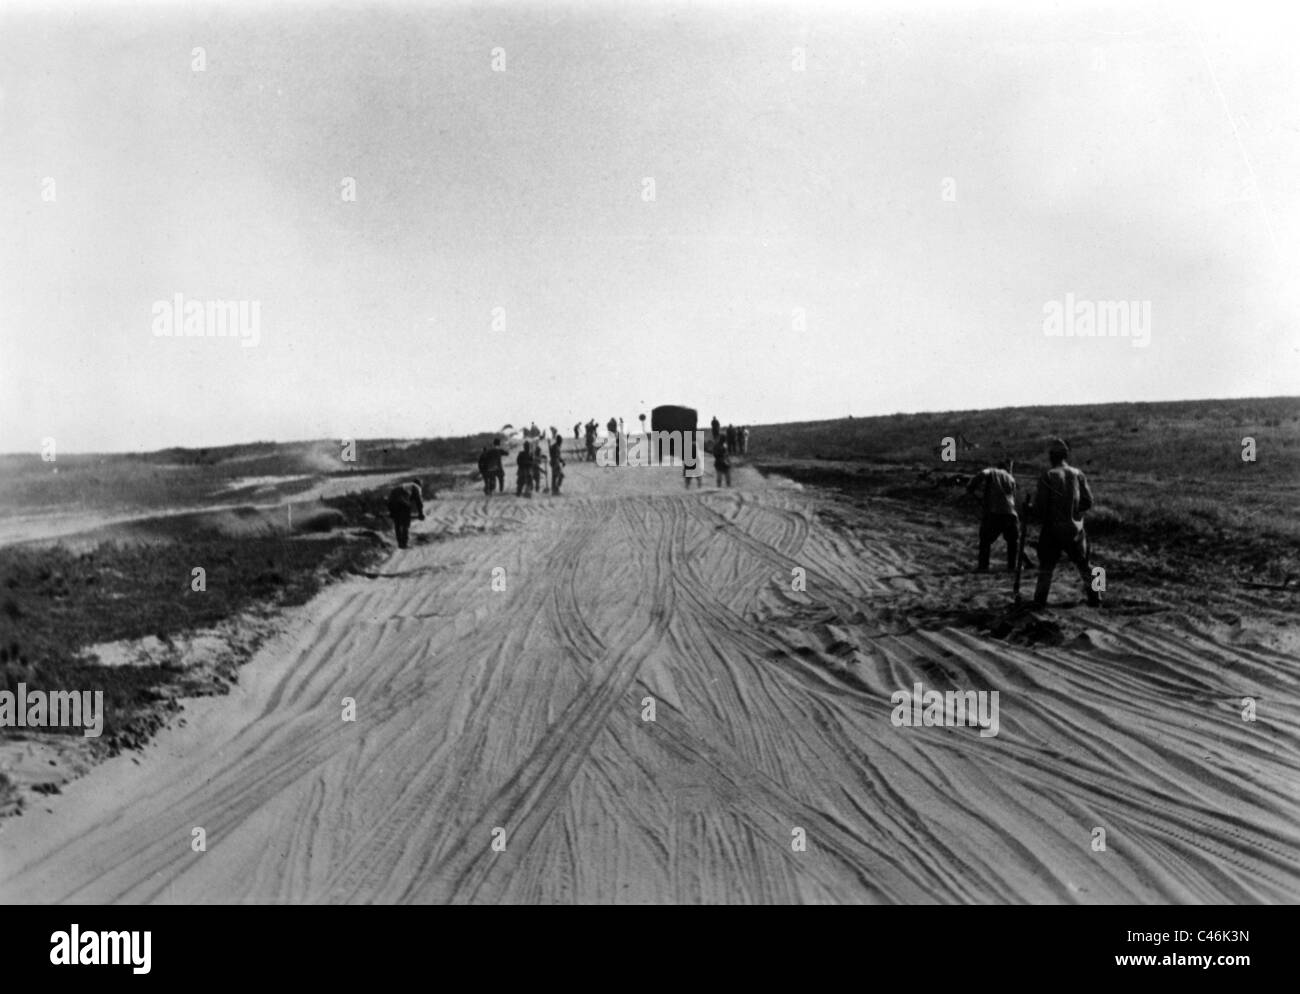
516 442 535 498
386 478 425 549
965 459 1020 571
714 439 732 488
533 438 549 493
549 435 566 494
479 437 508 495
607 416 619 465
1031 439 1100 608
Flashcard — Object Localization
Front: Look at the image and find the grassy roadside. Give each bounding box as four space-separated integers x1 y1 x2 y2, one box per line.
755 458 1300 617
0 475 456 782
0 436 495 516
0 532 383 738
749 396 1299 604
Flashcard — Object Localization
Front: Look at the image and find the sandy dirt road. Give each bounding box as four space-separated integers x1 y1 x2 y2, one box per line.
2 462 1298 903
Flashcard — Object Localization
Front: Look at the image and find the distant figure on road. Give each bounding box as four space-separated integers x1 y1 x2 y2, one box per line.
684 440 702 489
1032 439 1099 608
585 421 598 462
549 436 566 494
573 423 581 442
711 416 720 444
479 438 508 495
607 417 619 465
516 442 535 497
965 459 1019 571
532 439 549 493
741 426 750 454
714 439 731 488
725 424 737 453
386 478 425 549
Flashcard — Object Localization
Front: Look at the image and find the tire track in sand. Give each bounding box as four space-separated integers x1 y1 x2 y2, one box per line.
1 462 1298 903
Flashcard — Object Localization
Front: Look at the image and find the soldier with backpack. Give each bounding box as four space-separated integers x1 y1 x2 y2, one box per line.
386 478 425 549
964 458 1020 571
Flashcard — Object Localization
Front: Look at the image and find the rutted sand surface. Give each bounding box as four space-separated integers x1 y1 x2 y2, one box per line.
1 463 1297 903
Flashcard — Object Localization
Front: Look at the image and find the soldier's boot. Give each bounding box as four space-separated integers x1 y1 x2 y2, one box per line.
1032 571 1052 609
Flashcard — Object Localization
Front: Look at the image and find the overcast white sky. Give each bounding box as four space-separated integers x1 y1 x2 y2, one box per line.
1 0 1296 453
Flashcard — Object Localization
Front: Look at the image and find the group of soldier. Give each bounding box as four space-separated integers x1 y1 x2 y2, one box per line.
571 417 644 463
462 414 751 499
572 421 597 461
964 437 1100 609
710 417 750 457
700 416 751 489
476 427 566 499
391 426 1094 610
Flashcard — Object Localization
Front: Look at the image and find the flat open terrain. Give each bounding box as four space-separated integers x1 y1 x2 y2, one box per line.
2 456 1296 903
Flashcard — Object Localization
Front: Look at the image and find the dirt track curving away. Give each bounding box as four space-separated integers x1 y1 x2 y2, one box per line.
2 462 1298 903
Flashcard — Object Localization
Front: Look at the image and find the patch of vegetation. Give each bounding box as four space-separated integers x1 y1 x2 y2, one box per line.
0 499 391 751
751 396 1299 483
755 396 1300 582
0 437 491 516
762 457 1300 593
